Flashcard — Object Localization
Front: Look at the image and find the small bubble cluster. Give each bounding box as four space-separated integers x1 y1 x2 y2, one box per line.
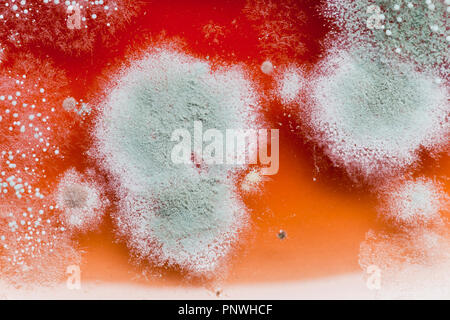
0 53 80 285
0 203 80 285
0 54 71 199
62 96 91 119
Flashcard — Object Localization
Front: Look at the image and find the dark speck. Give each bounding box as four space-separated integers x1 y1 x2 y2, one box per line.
277 230 287 240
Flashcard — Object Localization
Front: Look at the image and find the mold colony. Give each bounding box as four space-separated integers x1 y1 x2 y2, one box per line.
92 48 259 275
